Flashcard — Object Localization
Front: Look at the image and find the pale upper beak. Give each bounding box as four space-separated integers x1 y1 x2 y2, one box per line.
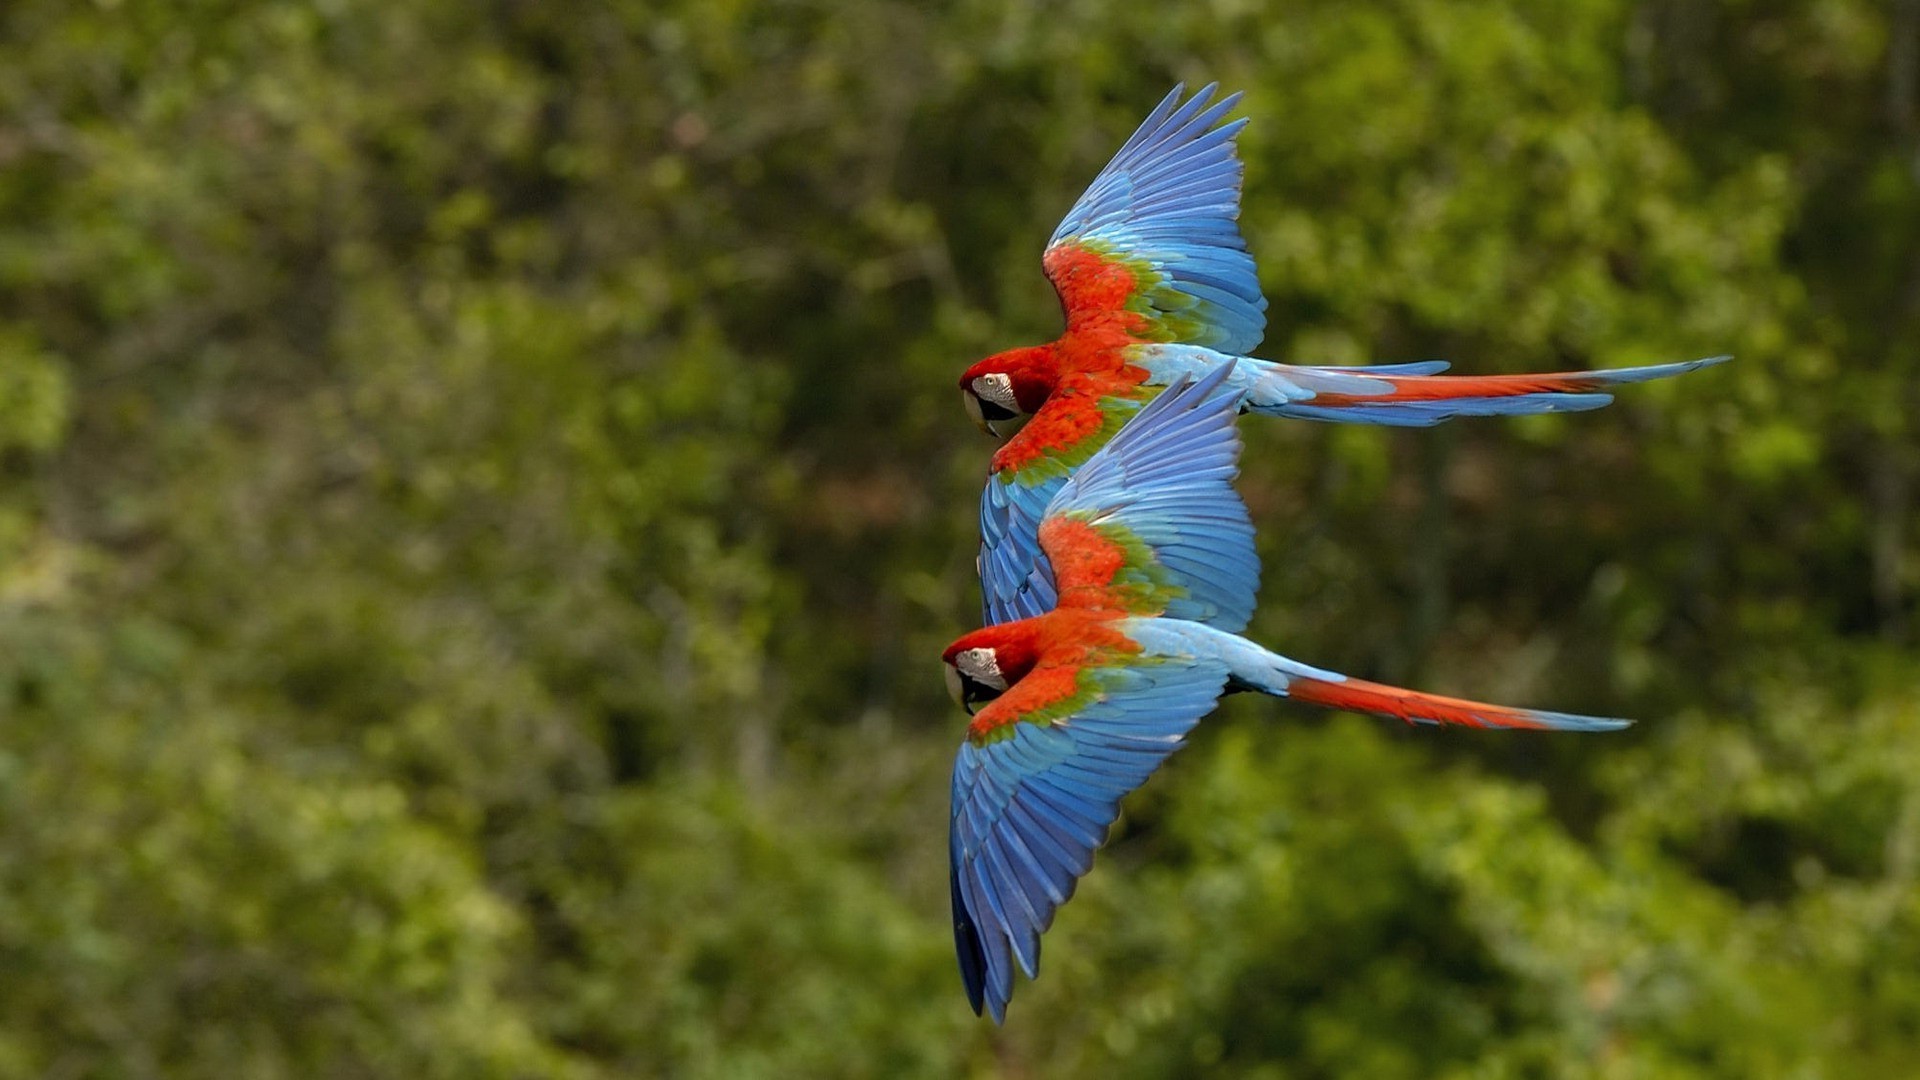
944 663 973 715
962 390 999 439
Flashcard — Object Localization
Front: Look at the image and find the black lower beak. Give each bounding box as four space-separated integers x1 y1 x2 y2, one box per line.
963 391 1017 440
945 664 1000 716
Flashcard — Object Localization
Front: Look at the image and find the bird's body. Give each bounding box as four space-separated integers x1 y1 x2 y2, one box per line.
943 367 1630 1022
963 83 1728 626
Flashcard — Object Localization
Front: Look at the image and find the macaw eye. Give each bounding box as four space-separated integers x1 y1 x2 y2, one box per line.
971 373 1018 411
955 648 1008 690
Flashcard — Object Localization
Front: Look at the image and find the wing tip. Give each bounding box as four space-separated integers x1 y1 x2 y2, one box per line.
952 864 990 1016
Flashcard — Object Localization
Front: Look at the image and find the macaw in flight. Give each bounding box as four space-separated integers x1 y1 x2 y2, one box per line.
964 83 1728 626
942 363 1631 1023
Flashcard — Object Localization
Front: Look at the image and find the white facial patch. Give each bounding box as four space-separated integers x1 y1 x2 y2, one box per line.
971 373 1017 411
953 647 1008 690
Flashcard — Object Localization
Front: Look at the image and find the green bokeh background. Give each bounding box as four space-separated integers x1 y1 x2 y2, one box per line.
1 1 1916 1076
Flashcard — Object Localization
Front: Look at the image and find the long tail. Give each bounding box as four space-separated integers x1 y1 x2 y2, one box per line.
1248 355 1730 427
1175 622 1631 732
1279 671 1630 731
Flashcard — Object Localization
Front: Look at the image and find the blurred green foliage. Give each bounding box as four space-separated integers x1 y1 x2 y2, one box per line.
0 0 1915 1076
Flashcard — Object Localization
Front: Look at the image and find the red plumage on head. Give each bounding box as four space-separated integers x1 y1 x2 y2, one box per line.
958 345 1058 414
943 620 1044 687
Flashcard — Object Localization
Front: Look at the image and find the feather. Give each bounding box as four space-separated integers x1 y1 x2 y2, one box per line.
1043 84 1267 355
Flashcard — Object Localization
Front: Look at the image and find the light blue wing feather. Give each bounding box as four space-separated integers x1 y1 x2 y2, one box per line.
950 652 1232 1022
1045 84 1267 354
1041 362 1259 631
979 474 1061 625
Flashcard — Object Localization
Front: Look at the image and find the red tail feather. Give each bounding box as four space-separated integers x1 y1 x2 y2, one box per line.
1309 372 1606 407
1286 675 1557 730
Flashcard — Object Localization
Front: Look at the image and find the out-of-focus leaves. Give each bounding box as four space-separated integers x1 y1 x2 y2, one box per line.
0 0 1913 1075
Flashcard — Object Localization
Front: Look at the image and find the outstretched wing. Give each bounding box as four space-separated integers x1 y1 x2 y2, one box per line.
979 474 1060 625
1040 362 1257 630
978 377 1150 626
1044 84 1266 354
950 645 1231 1023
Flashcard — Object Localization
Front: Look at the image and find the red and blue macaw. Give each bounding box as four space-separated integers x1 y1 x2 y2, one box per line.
942 364 1631 1023
963 84 1728 625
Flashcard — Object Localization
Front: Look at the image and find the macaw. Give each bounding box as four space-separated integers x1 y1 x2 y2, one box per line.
942 363 1631 1023
963 83 1728 626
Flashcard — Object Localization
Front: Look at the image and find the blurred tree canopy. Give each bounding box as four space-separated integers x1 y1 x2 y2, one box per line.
0 0 1916 1076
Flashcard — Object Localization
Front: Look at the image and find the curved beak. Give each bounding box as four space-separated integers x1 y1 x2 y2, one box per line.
944 663 974 715
962 390 999 439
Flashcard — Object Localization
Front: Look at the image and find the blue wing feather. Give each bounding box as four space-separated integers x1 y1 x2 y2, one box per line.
949 652 1233 1022
1041 363 1260 631
1046 84 1266 354
979 474 1061 625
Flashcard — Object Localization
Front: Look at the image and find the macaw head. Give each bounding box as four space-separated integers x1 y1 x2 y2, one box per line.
943 647 1008 715
958 346 1055 438
941 626 1041 715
